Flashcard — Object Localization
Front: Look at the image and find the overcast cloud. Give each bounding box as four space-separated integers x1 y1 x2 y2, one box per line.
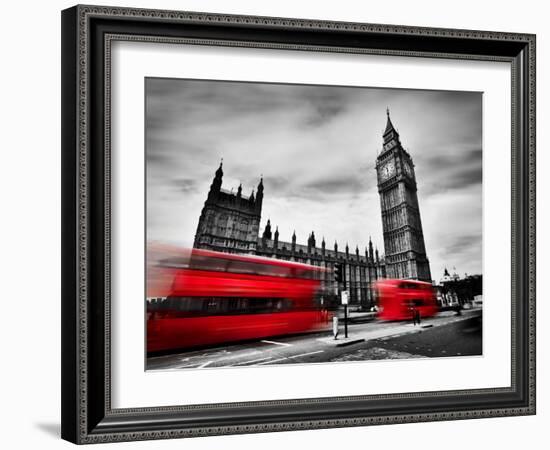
146 78 482 281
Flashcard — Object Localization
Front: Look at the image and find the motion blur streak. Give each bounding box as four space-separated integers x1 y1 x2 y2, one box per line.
374 279 438 321
146 243 332 353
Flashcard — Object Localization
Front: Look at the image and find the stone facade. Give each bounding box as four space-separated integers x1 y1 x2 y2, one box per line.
193 164 386 309
193 163 263 254
255 227 386 308
376 110 432 282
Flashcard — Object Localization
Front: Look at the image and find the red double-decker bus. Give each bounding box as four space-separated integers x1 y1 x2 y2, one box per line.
146 245 332 353
374 279 438 321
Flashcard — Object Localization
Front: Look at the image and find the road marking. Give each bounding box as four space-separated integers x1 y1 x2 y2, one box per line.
257 350 324 366
173 364 203 369
198 361 213 368
216 351 262 361
231 356 275 366
166 351 262 369
261 340 292 347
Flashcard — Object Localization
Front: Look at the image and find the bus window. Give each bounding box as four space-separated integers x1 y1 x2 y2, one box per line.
205 298 223 313
188 254 231 272
290 267 317 280
226 260 290 277
158 257 190 269
148 296 295 315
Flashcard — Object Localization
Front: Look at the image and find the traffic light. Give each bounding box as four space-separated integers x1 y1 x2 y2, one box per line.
334 263 344 283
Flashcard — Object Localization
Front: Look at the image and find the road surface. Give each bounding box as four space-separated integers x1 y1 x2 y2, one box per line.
146 308 482 371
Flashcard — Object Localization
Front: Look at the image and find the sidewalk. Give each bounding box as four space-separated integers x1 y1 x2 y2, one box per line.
318 309 480 347
337 309 463 323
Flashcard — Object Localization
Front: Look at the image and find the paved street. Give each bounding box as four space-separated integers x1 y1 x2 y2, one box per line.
331 315 482 361
146 308 482 371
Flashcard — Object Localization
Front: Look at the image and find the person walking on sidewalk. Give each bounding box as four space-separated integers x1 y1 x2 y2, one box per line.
409 301 421 326
409 302 418 326
415 307 421 325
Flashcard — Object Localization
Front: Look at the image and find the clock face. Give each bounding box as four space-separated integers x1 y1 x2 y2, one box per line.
380 159 395 181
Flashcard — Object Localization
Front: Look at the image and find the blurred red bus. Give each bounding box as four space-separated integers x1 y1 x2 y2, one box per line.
374 279 438 321
146 246 332 353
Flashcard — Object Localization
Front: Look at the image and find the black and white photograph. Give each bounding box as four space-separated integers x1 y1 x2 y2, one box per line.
145 78 483 370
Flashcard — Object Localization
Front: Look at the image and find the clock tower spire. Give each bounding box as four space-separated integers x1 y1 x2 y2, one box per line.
383 108 401 145
376 110 431 282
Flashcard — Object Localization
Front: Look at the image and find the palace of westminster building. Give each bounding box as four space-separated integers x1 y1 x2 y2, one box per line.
193 111 432 308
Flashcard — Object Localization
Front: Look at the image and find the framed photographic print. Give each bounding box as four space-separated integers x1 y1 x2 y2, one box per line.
61 5 536 444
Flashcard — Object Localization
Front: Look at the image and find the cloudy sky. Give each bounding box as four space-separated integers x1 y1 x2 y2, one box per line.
146 78 482 281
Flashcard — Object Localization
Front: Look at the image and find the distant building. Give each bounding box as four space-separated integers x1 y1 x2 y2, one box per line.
435 268 459 306
435 267 482 306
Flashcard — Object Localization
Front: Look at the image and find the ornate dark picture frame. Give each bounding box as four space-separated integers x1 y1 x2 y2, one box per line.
61 4 536 444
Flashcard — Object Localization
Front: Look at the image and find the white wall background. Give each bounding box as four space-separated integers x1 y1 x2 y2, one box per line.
0 0 545 449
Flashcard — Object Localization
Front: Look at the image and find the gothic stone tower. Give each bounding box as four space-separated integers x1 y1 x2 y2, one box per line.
193 162 262 254
376 110 432 282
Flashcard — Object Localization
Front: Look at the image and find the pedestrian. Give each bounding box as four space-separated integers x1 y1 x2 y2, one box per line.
410 303 418 326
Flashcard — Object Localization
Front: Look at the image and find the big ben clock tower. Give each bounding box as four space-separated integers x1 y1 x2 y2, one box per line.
376 109 432 282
